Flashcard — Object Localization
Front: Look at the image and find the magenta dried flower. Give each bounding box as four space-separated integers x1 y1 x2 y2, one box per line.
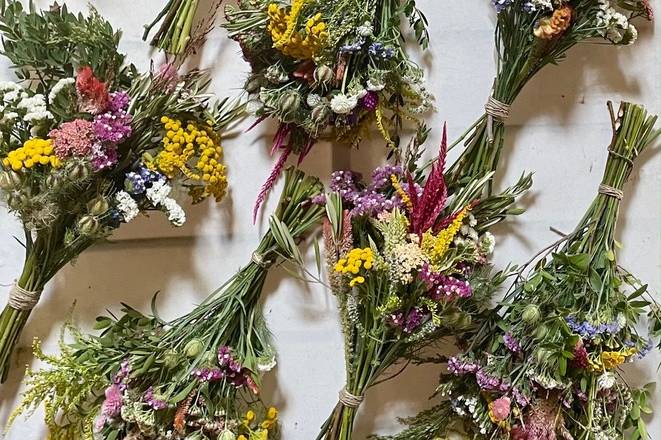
359 91 379 111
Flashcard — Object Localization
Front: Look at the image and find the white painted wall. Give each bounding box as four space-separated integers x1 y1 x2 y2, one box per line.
0 1 659 438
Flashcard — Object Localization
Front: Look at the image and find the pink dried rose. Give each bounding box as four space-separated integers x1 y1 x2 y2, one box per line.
490 396 511 422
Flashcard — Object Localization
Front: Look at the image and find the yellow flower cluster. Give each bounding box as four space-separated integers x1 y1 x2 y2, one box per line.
2 138 61 171
151 116 228 202
335 247 374 287
589 348 637 371
267 1 328 60
391 175 412 211
421 206 471 267
239 407 278 440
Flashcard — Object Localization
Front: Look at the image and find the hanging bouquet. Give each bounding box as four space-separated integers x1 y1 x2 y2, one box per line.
385 102 661 440
0 2 242 382
9 168 325 440
446 0 652 188
143 0 222 55
224 0 433 213
311 126 531 440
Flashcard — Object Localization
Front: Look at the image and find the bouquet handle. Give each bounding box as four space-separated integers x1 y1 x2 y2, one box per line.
317 387 364 440
0 283 41 383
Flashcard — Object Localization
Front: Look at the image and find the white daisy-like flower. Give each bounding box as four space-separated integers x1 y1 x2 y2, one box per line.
115 191 139 222
330 93 358 114
146 179 172 206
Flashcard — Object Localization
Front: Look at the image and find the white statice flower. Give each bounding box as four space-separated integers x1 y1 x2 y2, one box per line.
330 93 358 114
48 77 75 102
597 372 616 390
162 197 186 226
356 21 373 37
145 179 172 205
115 191 140 223
17 94 53 122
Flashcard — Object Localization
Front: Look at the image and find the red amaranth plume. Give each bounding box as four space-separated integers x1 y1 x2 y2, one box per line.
76 66 109 114
407 123 449 235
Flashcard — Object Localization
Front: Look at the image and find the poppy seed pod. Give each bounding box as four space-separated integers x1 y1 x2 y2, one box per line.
77 215 100 235
244 76 262 94
88 196 110 216
184 339 204 358
65 160 91 180
279 91 301 118
311 104 330 124
313 65 333 85
0 170 22 190
522 304 541 325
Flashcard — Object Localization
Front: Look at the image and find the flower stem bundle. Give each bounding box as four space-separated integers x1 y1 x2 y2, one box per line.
0 2 243 382
446 0 651 190
313 126 531 440
9 167 325 440
386 102 661 440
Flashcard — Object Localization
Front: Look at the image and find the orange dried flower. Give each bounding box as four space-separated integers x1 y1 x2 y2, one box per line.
534 5 574 40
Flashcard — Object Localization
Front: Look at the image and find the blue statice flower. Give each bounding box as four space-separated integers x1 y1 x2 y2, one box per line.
368 42 395 59
340 37 365 53
566 315 624 339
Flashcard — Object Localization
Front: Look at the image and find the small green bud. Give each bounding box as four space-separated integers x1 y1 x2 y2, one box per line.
88 196 110 216
535 324 549 340
184 338 204 358
77 215 99 235
163 349 180 369
217 430 236 440
522 304 541 325
245 76 262 94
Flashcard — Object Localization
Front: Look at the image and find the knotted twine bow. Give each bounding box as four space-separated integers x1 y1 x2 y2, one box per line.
7 282 42 311
484 95 511 143
338 387 364 409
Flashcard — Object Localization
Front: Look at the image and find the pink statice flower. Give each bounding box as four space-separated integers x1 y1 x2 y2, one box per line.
49 119 95 158
490 396 511 421
94 384 124 431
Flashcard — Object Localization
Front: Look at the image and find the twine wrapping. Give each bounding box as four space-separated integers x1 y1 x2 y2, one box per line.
484 95 511 143
338 387 364 409
598 184 624 200
7 283 42 311
251 252 272 268
607 148 634 167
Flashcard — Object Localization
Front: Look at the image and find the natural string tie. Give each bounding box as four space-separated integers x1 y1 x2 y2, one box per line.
598 184 624 200
338 387 364 409
8 283 42 311
485 95 511 143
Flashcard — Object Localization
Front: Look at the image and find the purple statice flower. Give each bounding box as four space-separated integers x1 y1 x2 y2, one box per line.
476 369 502 391
419 264 472 300
143 386 168 410
447 356 479 375
352 191 402 216
492 0 513 12
386 311 405 329
218 345 233 366
107 91 130 113
90 143 118 171
93 108 133 144
192 367 225 382
369 165 402 191
566 315 623 340
503 332 521 354
359 91 379 111
512 387 530 408
311 193 327 205
634 339 653 360
403 307 427 333
329 170 361 202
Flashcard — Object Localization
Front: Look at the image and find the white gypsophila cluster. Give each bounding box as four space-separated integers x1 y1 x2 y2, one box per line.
48 77 75 102
524 0 553 12
479 232 496 255
16 94 53 123
451 395 489 434
115 191 140 222
330 93 358 114
596 0 637 44
162 197 186 226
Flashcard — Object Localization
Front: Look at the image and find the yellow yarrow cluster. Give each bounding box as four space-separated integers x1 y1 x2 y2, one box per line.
420 206 471 267
151 116 228 202
267 1 328 60
2 138 61 171
335 247 374 287
589 348 636 371
238 407 278 440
